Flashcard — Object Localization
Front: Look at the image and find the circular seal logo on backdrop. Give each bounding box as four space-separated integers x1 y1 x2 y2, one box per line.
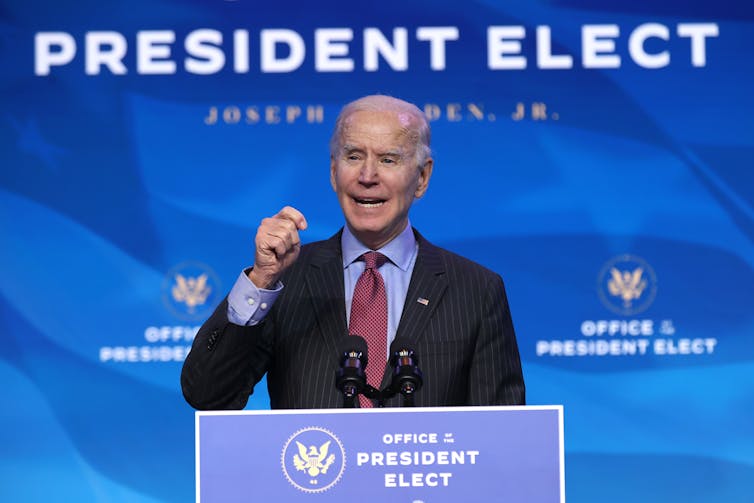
161 261 221 321
597 254 658 316
281 427 346 493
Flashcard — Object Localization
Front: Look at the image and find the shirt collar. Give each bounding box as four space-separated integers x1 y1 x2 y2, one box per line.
341 222 416 272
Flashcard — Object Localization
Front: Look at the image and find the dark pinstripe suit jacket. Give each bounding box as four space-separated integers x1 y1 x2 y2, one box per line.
181 229 525 410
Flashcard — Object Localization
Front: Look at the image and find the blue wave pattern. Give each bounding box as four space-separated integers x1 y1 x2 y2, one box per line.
1 1 753 502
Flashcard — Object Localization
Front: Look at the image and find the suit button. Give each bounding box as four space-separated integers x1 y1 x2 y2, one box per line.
207 330 219 350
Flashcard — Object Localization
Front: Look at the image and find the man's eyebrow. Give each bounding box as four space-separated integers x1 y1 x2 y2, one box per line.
340 144 404 157
379 149 404 157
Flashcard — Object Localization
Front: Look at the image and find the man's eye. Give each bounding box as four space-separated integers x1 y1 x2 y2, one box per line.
381 158 396 164
347 154 360 161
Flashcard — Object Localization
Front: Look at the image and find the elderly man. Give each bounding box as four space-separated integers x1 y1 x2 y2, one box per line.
181 95 525 409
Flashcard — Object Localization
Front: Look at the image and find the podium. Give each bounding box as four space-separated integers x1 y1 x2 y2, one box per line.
195 406 564 502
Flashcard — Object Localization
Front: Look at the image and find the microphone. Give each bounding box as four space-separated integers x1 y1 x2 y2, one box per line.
335 335 369 408
388 337 423 407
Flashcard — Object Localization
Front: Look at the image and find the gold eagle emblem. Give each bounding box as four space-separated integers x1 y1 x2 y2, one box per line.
607 267 647 308
292 440 336 478
171 273 211 313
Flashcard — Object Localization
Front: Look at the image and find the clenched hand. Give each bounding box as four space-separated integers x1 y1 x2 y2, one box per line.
247 206 308 288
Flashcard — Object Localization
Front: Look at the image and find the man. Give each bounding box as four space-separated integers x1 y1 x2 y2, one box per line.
181 95 525 409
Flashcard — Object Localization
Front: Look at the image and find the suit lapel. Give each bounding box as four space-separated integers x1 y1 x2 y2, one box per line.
381 231 448 387
305 231 348 357
397 231 448 342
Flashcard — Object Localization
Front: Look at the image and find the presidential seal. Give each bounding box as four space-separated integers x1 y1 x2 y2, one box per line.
597 254 658 316
281 427 346 493
161 261 221 321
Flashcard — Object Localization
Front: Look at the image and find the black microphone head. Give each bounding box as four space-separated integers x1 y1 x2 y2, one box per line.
388 336 423 398
339 334 369 367
389 336 417 365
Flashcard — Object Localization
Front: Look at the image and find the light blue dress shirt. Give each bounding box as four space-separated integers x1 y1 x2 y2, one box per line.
226 222 419 359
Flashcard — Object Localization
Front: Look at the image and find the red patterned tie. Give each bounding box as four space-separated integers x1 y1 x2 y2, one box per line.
349 251 388 408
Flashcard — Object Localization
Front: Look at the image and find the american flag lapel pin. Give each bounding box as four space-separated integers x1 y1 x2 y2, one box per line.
417 297 429 306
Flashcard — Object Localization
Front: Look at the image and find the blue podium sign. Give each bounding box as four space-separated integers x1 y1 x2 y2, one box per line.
196 406 564 502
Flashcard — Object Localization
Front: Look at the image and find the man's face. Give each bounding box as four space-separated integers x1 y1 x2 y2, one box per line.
330 110 433 250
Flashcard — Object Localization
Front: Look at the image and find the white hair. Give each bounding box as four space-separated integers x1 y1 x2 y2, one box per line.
329 95 432 168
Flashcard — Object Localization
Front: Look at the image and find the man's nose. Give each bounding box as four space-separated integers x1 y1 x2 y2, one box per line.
358 158 379 184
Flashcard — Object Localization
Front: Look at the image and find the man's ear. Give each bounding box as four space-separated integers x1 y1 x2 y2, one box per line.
330 156 337 191
414 158 434 198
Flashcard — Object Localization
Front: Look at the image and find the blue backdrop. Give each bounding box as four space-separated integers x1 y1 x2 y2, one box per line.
1 1 753 501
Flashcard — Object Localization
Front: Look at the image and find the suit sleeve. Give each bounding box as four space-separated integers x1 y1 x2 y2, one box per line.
180 298 274 410
466 274 526 405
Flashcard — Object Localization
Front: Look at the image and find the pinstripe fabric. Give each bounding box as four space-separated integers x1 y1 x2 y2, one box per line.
181 229 525 410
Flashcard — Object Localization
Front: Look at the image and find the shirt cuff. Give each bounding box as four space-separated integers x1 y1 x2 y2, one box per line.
226 268 283 326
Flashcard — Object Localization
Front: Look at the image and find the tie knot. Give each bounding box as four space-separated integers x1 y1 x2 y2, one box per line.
362 251 387 270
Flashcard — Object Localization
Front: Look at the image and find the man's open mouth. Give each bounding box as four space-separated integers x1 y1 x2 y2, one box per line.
353 197 385 208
